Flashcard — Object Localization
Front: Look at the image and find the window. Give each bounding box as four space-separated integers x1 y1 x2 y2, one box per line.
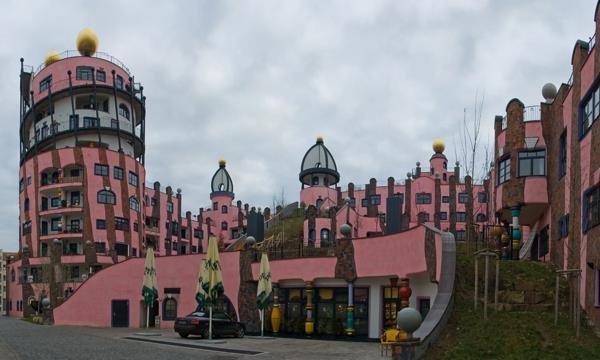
76 66 93 80
320 228 332 247
115 217 130 231
129 196 140 212
458 192 469 204
115 243 128 256
194 229 204 239
478 192 488 203
96 70 106 82
97 190 116 204
416 193 432 204
83 116 99 128
418 212 430 223
116 75 124 89
69 114 79 130
94 164 108 176
497 157 511 184
111 119 119 129
312 176 319 185
24 198 29 212
455 230 466 241
221 205 228 214
476 213 487 222
559 130 567 178
212 202 218 210
114 166 124 180
151 198 158 207
118 104 130 119
96 219 106 229
167 201 174 213
518 150 545 176
348 197 356 208
163 298 178 320
94 242 106 254
456 212 466 222
583 186 600 233
134 223 139 232
51 217 62 232
128 172 138 186
221 221 228 230
39 75 52 92
439 212 448 221
581 85 600 136
51 197 61 207
370 194 381 205
19 178 24 192
418 297 431 319
558 214 570 239
22 221 32 235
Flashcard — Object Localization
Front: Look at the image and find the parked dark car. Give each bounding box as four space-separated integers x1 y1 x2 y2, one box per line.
174 311 245 338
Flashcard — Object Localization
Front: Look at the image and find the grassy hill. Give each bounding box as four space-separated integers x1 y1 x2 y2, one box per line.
424 248 600 360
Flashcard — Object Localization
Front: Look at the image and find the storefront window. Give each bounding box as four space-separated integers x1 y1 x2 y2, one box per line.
383 286 401 329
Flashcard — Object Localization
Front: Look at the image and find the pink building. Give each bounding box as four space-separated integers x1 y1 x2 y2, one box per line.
6 29 463 343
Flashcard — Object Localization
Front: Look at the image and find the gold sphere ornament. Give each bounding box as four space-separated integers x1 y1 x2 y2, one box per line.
316 136 324 143
44 51 61 67
76 28 99 56
218 159 226 167
432 139 445 154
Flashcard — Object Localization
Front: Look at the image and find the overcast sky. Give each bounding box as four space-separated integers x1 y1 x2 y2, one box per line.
0 0 596 251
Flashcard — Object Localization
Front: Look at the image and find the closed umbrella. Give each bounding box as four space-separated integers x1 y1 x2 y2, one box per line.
256 252 272 337
141 247 158 328
195 259 208 310
200 236 224 339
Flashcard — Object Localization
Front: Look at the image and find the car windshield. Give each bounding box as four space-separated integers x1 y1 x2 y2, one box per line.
190 312 206 317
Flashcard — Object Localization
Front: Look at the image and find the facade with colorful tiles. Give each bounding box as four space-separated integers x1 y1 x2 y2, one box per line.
488 1 600 329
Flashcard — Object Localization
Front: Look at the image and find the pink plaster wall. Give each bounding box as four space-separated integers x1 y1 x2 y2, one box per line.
53 252 241 328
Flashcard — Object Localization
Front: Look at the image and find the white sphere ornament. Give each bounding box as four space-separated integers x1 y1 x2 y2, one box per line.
340 224 352 237
396 307 423 336
542 83 557 103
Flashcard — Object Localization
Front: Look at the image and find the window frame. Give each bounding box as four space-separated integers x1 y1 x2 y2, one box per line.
94 163 109 176
76 66 93 81
129 196 140 212
96 219 106 230
559 130 567 179
456 212 467 222
115 217 130 231
518 150 546 177
497 156 511 184
39 75 52 93
458 192 469 204
128 171 138 187
416 193 432 205
97 190 116 205
96 70 106 82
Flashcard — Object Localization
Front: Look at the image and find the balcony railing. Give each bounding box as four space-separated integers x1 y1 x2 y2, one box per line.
33 50 132 76
41 175 84 187
41 225 82 236
500 105 541 130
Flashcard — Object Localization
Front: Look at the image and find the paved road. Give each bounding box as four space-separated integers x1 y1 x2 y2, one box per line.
0 316 378 359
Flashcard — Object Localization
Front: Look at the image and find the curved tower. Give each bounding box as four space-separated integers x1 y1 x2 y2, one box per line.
16 29 147 312
299 136 340 209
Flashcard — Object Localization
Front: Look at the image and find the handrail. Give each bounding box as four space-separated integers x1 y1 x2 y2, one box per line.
33 50 132 76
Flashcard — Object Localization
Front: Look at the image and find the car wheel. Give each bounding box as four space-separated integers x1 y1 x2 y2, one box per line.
201 327 211 339
178 332 189 338
236 326 245 338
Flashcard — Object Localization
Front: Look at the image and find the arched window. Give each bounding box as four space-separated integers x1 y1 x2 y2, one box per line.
316 199 323 209
129 196 140 212
308 229 316 246
221 205 228 214
312 176 319 185
476 213 487 222
320 228 331 247
97 190 116 204
221 221 228 230
443 162 447 169
163 298 178 320
118 104 130 120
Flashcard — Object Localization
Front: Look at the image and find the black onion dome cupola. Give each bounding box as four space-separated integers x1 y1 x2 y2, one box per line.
211 159 234 197
299 136 340 187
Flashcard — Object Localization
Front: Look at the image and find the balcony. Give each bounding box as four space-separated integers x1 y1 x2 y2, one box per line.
39 175 84 191
500 105 541 130
40 201 83 216
145 225 160 234
40 225 83 241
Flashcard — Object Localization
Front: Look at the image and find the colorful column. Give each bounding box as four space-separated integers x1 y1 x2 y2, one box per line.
345 282 354 336
511 207 521 260
398 278 412 340
305 281 314 336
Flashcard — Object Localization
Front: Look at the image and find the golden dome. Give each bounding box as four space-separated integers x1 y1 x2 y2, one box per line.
432 139 445 154
76 28 99 56
44 51 61 67
218 159 226 167
316 136 324 143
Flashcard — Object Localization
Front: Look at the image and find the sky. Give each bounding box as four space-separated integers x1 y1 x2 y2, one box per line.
0 0 596 251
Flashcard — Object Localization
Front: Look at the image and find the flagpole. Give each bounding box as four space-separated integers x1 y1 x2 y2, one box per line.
209 306 213 340
261 309 264 337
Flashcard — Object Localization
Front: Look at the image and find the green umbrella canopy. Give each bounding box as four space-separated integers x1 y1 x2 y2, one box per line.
201 236 224 306
142 247 158 306
256 252 272 310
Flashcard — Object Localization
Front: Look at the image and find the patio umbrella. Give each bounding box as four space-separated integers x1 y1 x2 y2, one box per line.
201 236 224 340
141 247 158 328
195 259 208 310
256 252 272 337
